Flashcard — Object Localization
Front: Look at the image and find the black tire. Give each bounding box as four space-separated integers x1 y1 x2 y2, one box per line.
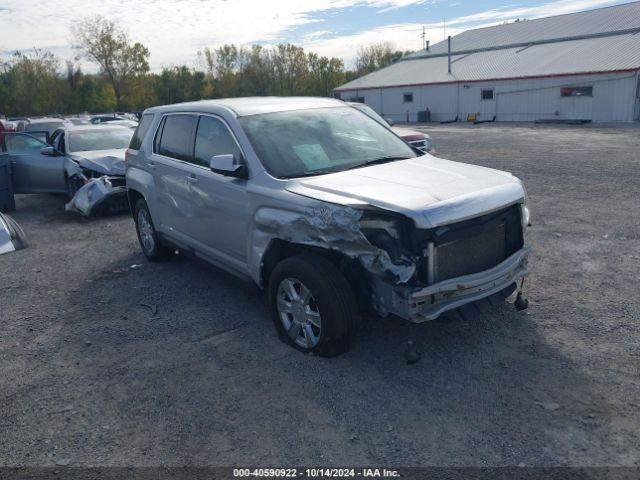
67 175 84 199
268 253 358 357
134 198 172 261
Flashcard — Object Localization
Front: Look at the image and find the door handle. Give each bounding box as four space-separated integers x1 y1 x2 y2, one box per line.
186 175 199 184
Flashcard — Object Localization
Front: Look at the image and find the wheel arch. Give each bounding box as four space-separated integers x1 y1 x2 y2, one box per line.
127 188 145 218
259 239 372 314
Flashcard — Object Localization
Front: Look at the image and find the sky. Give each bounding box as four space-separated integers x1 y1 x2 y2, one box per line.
0 0 635 71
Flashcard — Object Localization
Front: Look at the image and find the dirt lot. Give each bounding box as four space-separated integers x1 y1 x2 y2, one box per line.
1 123 639 468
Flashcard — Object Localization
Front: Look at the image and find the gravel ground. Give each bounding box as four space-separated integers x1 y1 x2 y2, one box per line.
1 123 639 468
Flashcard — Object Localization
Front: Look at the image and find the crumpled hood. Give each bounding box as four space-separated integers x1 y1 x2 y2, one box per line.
286 156 525 229
69 149 126 176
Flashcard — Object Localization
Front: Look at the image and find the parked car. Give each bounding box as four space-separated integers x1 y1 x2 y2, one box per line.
348 102 434 154
0 118 16 144
105 119 139 129
66 117 91 126
90 115 129 124
1 125 133 216
24 117 73 137
126 97 530 356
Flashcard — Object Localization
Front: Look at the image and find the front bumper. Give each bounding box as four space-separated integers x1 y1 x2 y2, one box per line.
65 176 129 217
373 247 530 323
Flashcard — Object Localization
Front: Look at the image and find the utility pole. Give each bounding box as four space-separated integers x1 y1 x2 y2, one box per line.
421 25 426 50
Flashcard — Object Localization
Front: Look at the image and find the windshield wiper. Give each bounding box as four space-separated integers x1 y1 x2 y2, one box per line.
282 168 344 179
282 156 411 179
349 155 411 170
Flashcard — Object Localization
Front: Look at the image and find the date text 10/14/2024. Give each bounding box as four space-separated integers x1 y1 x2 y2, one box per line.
233 468 400 478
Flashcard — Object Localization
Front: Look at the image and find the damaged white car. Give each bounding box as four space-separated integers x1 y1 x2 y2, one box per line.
126 98 531 356
1 126 132 216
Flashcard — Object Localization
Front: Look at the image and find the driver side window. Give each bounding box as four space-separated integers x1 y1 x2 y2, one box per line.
4 134 48 154
194 116 243 168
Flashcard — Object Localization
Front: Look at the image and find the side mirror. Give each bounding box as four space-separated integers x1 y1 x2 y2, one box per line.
386 118 395 126
40 146 58 156
209 154 247 178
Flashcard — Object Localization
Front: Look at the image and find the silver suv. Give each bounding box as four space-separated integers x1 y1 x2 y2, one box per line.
126 97 530 356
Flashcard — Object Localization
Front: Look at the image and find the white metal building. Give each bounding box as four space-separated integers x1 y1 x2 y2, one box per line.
335 2 640 123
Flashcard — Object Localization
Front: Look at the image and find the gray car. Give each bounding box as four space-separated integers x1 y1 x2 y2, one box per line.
0 212 27 256
24 117 73 137
2 125 133 215
126 97 531 356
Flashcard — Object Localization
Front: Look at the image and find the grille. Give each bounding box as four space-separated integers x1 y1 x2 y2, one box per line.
418 205 523 284
436 222 508 281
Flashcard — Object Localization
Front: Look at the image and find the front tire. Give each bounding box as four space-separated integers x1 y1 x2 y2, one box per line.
268 253 358 357
67 175 83 199
134 198 172 261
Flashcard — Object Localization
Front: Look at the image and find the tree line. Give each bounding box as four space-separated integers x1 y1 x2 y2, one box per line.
0 16 412 117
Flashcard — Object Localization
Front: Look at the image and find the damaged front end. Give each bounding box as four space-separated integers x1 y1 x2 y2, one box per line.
64 160 129 217
255 198 529 324
368 203 530 322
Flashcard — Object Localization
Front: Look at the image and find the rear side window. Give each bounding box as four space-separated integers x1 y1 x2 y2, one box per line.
129 114 154 150
156 114 197 162
194 116 243 167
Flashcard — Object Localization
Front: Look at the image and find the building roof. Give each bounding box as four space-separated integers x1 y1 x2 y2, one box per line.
337 1 640 91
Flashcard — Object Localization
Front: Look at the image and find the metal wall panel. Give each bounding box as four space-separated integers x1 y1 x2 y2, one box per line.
349 72 638 123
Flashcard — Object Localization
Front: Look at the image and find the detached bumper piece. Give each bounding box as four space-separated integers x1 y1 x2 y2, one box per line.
0 212 28 256
373 247 530 323
65 176 129 217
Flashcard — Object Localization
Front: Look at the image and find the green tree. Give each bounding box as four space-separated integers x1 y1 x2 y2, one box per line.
351 42 412 78
0 49 64 116
73 16 150 110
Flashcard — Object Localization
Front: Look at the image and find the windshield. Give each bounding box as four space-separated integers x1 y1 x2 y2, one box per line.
68 129 133 153
240 107 417 178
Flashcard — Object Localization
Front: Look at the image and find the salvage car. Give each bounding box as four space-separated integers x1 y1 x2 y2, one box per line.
1 125 132 216
126 97 530 356
349 102 435 154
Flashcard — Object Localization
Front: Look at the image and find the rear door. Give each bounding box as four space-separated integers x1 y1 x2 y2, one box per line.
2 133 67 193
150 114 199 245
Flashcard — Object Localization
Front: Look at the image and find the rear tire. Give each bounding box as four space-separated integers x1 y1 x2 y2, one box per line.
134 198 172 261
268 253 358 357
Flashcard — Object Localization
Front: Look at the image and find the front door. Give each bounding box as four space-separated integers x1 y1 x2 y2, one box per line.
185 114 249 263
3 133 66 193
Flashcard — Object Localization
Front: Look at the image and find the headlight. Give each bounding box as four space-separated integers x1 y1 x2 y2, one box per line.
515 177 531 228
522 205 531 228
359 217 401 240
359 213 410 262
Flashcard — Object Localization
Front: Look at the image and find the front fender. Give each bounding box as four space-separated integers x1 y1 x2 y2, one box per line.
247 203 416 287
63 159 82 178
